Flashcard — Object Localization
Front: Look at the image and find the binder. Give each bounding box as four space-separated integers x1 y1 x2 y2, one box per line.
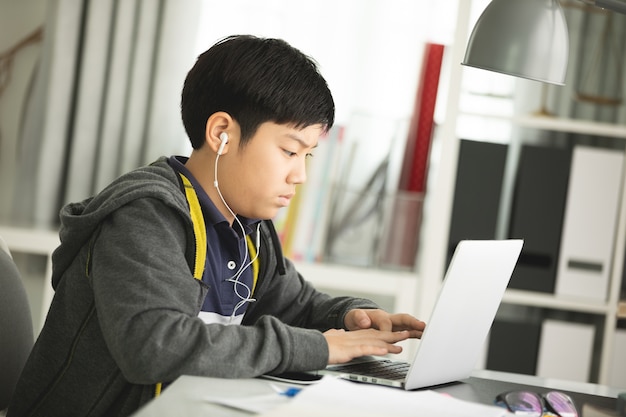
447 140 507 264
486 319 541 375
508 145 571 293
536 319 595 382
555 146 625 301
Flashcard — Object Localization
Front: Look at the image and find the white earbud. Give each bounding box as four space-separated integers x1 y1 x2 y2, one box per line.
217 132 229 155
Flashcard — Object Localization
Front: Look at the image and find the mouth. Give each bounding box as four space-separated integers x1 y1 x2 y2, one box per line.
278 193 294 207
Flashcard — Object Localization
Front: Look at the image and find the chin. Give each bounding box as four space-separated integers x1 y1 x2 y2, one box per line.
259 212 278 221
244 209 276 221
260 208 281 221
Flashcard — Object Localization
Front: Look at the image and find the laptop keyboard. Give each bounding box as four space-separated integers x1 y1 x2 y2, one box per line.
327 359 410 380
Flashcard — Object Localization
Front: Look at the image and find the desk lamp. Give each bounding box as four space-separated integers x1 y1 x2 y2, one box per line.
463 0 626 86
462 0 569 85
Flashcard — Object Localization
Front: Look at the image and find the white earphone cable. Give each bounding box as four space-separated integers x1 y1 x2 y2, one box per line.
214 152 260 322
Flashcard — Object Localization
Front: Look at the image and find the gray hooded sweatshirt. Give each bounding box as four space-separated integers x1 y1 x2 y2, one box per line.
7 157 378 417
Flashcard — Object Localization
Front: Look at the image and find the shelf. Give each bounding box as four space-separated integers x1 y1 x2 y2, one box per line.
293 261 416 293
0 226 60 332
502 289 612 315
461 112 626 139
0 225 59 254
292 260 419 316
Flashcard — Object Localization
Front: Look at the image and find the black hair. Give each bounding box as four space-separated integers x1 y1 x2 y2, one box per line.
181 34 335 149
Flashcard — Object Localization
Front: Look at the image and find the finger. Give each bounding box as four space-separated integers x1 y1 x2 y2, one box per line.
389 314 424 329
325 329 410 364
388 330 411 343
389 314 426 332
354 309 373 329
359 343 402 357
345 309 373 330
375 316 394 332
405 329 425 339
385 343 403 355
363 332 407 354
363 310 393 332
367 329 411 344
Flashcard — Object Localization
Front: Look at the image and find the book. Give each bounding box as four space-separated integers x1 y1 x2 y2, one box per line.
279 125 344 262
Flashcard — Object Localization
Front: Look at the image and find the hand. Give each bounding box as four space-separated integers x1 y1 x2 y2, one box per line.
344 309 426 339
323 328 411 364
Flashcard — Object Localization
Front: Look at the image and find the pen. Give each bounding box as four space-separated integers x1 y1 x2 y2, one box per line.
280 387 302 398
270 383 302 398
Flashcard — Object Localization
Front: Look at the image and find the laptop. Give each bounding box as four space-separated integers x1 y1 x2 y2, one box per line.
312 239 523 390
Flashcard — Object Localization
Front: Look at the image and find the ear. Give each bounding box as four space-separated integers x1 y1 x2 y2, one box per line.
204 112 234 155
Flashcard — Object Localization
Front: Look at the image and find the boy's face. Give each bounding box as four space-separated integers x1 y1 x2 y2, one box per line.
218 121 324 220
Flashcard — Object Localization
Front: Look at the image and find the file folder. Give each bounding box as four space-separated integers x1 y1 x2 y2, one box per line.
536 319 594 382
447 140 507 264
508 145 571 293
555 146 625 301
486 319 541 375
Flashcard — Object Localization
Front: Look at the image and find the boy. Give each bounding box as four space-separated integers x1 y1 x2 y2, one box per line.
8 35 425 417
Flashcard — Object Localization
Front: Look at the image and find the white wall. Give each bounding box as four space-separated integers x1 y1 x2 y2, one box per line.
194 0 459 190
195 0 458 125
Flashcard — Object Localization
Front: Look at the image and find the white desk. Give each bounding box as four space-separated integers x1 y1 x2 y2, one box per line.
131 370 623 417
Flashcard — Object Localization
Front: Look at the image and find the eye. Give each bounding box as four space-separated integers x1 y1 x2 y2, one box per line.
305 153 314 159
283 149 297 157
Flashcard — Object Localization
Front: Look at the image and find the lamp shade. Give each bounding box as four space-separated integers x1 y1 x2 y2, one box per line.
462 0 569 85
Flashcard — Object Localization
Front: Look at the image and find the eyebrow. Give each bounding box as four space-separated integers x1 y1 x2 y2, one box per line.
286 133 318 149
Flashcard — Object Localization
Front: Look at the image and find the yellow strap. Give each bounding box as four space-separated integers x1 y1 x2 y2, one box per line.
156 174 260 397
155 174 207 397
179 173 207 280
246 235 260 293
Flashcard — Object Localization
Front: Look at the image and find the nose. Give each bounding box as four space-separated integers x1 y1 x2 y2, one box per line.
288 158 307 185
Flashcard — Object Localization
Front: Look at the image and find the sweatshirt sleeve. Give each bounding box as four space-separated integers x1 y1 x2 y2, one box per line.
243 256 381 332
90 198 329 384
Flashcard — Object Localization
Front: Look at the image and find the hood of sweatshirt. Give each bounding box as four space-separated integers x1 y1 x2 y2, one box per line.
51 157 189 289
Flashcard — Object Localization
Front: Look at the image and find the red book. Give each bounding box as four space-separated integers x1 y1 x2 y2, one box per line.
399 42 445 193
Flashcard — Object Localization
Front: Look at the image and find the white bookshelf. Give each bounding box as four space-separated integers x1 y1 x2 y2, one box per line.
420 0 626 385
456 98 626 387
